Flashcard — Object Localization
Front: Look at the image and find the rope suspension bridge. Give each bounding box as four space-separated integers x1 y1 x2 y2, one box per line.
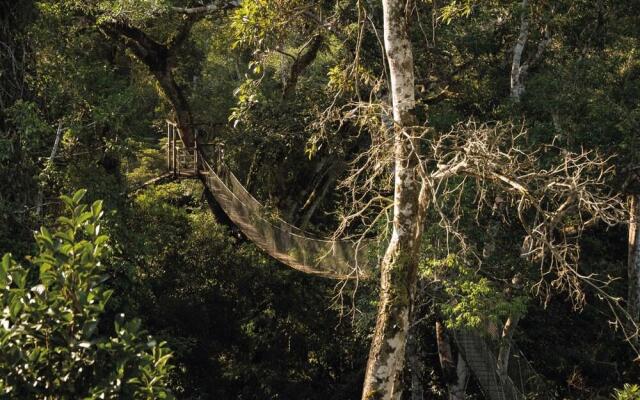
159 120 549 400
166 121 374 280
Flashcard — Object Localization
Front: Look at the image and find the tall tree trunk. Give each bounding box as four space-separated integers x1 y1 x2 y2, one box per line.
361 1 427 398
102 22 196 147
628 194 640 340
436 322 468 400
510 0 529 101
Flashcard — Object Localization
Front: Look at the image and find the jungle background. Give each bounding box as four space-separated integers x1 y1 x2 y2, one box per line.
1 0 639 398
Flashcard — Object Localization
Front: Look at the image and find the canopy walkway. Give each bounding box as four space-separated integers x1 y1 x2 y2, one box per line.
455 330 550 400
163 121 548 399
166 121 374 280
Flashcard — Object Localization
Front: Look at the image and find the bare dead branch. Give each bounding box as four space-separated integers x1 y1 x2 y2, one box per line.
427 121 625 306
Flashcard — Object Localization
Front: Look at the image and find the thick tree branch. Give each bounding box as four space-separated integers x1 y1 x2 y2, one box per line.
100 21 195 147
282 34 324 98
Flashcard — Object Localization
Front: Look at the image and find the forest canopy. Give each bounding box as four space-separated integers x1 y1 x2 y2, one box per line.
1 0 639 399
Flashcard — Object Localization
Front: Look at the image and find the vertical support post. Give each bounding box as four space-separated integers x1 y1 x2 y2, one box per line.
167 121 171 172
172 124 177 175
194 129 199 175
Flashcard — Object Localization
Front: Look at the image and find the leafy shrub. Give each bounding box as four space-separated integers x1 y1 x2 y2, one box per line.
613 384 640 400
0 189 174 399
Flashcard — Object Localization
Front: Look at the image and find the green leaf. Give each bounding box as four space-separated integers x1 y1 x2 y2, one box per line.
72 188 87 204
73 204 87 218
95 235 109 247
77 211 93 225
91 200 103 218
40 269 57 287
60 194 74 208
39 226 54 244
0 254 11 285
12 269 27 289
57 216 75 228
9 296 23 318
82 320 98 338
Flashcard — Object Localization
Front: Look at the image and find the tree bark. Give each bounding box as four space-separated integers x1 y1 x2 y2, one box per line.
628 194 640 337
282 34 324 98
510 1 550 102
361 1 427 399
510 0 529 101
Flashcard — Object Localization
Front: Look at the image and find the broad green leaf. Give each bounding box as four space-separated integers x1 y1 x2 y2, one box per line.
72 188 88 204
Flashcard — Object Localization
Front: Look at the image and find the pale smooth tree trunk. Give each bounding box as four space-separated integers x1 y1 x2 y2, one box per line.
510 0 550 102
510 0 529 101
361 1 428 398
628 194 640 339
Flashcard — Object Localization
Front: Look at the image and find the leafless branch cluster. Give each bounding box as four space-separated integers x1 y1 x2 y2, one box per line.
327 105 639 352
427 120 626 306
314 100 395 321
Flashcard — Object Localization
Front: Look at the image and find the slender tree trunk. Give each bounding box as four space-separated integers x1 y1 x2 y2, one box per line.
361 1 427 398
298 160 344 229
628 194 640 339
510 0 529 101
36 120 63 217
496 315 520 384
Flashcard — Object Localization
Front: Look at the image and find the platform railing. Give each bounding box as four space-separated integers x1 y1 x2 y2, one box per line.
166 120 198 176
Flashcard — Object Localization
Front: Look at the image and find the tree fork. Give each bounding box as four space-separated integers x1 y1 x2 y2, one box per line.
101 21 196 147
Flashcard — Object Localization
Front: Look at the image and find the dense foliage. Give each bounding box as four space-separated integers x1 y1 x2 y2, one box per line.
1 0 639 398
